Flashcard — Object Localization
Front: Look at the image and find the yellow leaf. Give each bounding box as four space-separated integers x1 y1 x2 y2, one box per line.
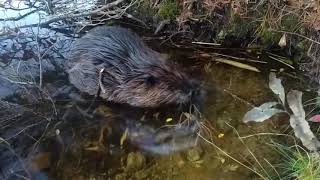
120 128 128 147
166 118 173 123
218 133 224 138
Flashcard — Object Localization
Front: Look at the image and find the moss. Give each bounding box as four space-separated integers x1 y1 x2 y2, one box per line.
216 13 258 45
138 0 157 17
259 30 281 46
281 14 300 32
229 14 257 38
256 14 301 46
255 18 281 46
157 0 179 20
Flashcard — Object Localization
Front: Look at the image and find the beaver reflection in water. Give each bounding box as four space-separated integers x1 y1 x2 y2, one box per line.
67 26 203 108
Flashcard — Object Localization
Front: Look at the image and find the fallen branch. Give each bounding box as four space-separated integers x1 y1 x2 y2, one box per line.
1 0 128 29
270 29 320 46
0 9 41 21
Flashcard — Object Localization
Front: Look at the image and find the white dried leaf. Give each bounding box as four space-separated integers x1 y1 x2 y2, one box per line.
287 90 305 119
287 90 320 151
278 34 287 48
215 58 260 72
243 102 284 123
269 72 285 105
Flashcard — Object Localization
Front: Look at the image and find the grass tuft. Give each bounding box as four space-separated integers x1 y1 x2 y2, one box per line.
158 0 180 20
271 142 320 180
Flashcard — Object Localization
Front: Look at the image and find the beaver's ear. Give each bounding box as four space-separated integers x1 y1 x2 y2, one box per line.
144 75 157 87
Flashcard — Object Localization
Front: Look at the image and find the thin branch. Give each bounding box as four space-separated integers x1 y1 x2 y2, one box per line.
18 0 125 29
1 0 126 30
270 29 320 45
0 3 39 11
0 9 40 21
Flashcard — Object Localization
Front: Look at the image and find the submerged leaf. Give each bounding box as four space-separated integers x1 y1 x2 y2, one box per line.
214 58 260 72
242 102 284 123
287 90 305 119
218 133 224 138
166 118 173 123
287 90 320 151
269 72 285 105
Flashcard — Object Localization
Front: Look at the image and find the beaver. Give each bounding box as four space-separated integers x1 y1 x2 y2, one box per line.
67 26 204 108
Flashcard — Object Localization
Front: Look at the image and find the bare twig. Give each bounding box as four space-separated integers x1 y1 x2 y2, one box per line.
270 29 320 46
0 9 41 21
99 68 106 93
191 41 221 46
2 0 129 30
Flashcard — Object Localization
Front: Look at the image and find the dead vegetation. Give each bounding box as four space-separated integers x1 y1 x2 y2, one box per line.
146 0 320 87
0 0 139 36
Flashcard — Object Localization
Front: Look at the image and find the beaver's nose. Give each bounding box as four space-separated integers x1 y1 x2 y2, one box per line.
189 79 206 99
191 88 201 97
182 80 197 94
190 87 206 111
188 79 201 90
186 79 203 98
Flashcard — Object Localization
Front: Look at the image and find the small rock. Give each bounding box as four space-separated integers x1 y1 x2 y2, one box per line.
126 152 146 172
187 147 203 162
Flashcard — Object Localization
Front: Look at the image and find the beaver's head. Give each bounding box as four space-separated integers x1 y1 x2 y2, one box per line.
101 58 205 109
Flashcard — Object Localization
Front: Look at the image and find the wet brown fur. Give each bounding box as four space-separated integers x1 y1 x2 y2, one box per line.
67 26 202 108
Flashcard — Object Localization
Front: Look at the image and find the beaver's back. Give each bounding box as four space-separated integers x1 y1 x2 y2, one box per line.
67 26 163 97
69 27 148 63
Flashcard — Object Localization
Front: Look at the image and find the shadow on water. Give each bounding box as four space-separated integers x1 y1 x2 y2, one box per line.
0 24 312 180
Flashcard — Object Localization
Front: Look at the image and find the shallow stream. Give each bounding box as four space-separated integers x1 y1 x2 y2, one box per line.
0 25 313 180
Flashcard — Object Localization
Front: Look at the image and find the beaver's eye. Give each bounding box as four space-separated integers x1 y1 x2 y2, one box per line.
145 75 157 86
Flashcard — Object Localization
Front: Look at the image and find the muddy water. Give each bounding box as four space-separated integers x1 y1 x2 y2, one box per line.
0 30 307 180
100 60 290 180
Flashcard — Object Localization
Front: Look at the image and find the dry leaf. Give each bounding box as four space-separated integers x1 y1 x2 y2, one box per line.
278 34 287 48
269 72 285 105
287 90 320 151
242 102 284 123
214 58 260 72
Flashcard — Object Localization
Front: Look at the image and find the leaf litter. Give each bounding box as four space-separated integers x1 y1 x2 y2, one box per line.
242 72 320 151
